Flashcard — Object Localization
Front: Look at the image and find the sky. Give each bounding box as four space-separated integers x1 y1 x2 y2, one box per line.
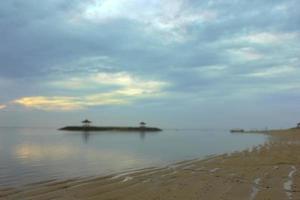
0 0 299 129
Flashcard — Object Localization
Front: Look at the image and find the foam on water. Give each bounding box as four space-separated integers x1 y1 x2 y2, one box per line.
283 166 297 200
250 177 261 200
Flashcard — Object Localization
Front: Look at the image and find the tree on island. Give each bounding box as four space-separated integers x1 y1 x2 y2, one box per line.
140 122 146 128
82 119 92 127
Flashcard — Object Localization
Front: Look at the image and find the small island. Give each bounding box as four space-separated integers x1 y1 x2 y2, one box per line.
59 120 162 132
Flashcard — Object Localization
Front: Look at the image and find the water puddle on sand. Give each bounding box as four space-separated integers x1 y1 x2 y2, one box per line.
210 168 220 173
111 171 136 180
273 165 279 170
122 176 133 182
250 177 261 200
182 164 196 170
284 166 297 200
110 167 157 180
161 169 178 177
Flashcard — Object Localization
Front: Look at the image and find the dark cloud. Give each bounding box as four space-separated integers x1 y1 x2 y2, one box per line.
0 0 299 128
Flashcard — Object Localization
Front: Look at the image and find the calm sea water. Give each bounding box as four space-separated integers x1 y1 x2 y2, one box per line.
0 128 267 186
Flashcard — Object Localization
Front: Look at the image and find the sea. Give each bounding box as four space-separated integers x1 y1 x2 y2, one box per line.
0 127 268 187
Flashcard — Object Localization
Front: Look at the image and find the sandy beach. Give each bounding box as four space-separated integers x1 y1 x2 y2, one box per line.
1 129 300 200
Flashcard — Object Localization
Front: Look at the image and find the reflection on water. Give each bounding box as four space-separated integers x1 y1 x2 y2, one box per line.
0 128 267 186
82 131 90 143
139 131 146 140
81 131 149 143
16 144 75 160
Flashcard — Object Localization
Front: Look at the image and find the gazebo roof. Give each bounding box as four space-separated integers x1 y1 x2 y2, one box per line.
82 119 91 123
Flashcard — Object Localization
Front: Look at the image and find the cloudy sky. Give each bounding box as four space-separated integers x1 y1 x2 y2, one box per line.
0 0 299 129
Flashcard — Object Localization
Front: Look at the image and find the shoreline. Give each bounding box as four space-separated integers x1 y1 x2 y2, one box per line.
1 129 300 199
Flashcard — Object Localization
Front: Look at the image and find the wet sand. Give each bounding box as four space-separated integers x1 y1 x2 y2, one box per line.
1 129 300 200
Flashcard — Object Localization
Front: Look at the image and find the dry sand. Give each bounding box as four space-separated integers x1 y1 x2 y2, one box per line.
1 129 300 200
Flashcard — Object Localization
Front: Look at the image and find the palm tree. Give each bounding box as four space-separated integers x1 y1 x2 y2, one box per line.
82 119 92 127
140 122 146 128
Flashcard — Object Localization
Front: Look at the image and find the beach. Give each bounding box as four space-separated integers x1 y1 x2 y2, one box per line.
1 128 300 200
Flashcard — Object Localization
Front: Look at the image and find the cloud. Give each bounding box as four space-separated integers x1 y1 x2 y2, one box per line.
243 32 299 44
0 0 300 128
230 32 300 45
245 65 296 78
76 0 217 25
13 72 168 111
51 72 164 90
48 56 116 74
14 96 85 111
193 65 228 78
0 104 6 110
13 94 125 111
227 47 264 62
72 0 218 42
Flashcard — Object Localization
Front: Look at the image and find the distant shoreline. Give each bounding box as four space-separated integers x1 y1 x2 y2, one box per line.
231 127 300 134
59 126 162 132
